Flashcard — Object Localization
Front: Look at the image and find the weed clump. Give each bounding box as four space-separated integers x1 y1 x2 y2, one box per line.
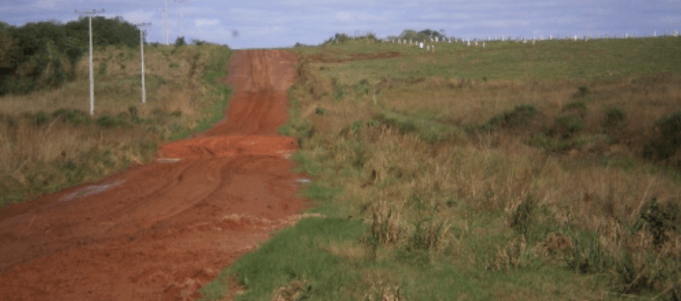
355 79 370 96
574 85 590 97
509 195 538 239
602 106 627 129
551 115 584 139
332 77 349 101
643 110 681 161
96 115 130 128
488 104 538 129
634 198 679 248
34 111 50 126
52 109 91 126
562 101 588 118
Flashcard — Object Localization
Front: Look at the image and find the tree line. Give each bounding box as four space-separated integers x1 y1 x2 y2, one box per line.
319 29 452 46
0 16 140 96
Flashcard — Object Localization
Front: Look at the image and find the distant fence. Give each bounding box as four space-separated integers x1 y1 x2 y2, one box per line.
372 30 680 51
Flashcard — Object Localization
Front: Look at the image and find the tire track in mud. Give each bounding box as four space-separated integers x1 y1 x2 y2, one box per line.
0 50 305 301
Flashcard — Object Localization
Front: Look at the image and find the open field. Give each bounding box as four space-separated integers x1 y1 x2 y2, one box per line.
0 43 233 208
201 37 681 300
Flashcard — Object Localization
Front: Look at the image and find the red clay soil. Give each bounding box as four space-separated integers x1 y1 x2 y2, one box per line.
0 49 306 301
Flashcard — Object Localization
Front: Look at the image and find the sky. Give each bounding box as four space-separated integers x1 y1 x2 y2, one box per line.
1 0 680 49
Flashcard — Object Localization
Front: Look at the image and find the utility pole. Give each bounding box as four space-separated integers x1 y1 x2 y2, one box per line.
75 8 105 116
176 0 187 39
136 22 152 104
162 0 170 45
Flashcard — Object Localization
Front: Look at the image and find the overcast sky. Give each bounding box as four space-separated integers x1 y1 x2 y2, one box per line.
1 0 680 49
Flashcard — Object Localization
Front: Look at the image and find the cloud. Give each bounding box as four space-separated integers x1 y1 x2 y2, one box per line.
195 19 219 27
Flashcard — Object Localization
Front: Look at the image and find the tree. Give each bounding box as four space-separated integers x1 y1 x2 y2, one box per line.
175 36 186 46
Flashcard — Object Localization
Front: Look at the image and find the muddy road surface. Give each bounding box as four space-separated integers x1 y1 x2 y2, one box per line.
0 50 306 300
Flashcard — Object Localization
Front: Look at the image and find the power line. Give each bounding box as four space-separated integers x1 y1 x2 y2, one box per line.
75 8 105 116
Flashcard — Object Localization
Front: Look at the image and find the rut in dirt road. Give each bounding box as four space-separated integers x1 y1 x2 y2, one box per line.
0 50 306 301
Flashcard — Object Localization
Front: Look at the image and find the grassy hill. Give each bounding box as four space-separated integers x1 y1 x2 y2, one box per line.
201 37 681 300
0 43 233 208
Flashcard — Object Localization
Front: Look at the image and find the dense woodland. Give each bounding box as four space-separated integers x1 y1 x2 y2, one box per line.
0 17 140 96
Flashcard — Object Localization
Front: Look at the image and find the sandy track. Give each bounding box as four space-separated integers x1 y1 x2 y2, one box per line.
0 50 305 300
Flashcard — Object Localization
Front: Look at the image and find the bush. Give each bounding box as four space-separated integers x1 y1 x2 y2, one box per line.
510 195 538 239
602 106 627 129
96 115 129 128
633 197 679 248
575 85 590 97
552 115 584 138
332 77 349 101
175 36 186 47
564 231 614 274
355 79 370 96
34 110 50 126
643 110 681 161
562 101 588 118
128 106 138 117
52 108 90 126
488 104 538 129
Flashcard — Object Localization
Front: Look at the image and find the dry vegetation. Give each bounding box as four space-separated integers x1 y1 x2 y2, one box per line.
0 44 232 207
209 38 681 300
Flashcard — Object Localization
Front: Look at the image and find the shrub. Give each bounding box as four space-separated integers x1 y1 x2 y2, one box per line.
552 115 584 138
643 110 681 161
52 108 90 126
351 120 362 134
564 231 614 274
314 107 326 115
170 110 182 117
510 195 538 239
175 36 186 47
128 106 138 117
602 106 627 129
332 77 349 101
575 85 590 97
633 198 679 248
354 79 370 96
34 110 50 126
96 115 129 128
562 101 588 118
488 104 538 129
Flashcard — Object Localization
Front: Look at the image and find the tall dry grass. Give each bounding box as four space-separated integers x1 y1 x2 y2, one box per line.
0 44 231 207
280 54 681 297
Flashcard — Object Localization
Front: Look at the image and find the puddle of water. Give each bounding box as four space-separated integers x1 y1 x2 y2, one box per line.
156 158 182 163
59 180 126 202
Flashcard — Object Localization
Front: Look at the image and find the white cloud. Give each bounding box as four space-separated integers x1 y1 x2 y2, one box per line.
195 19 219 27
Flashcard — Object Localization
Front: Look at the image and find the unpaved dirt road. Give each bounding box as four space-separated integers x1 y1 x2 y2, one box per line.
0 50 305 300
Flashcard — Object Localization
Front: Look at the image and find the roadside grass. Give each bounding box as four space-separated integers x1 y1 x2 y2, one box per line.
0 44 233 209
201 36 681 300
